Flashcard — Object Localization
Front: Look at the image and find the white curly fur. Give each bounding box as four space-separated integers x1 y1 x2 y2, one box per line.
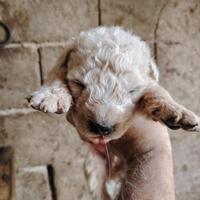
29 81 71 113
29 27 159 119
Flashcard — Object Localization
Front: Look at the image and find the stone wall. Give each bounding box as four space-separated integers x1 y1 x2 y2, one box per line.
0 0 200 199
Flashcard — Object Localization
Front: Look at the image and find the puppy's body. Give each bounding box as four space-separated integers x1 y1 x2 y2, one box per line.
28 27 200 200
109 114 175 200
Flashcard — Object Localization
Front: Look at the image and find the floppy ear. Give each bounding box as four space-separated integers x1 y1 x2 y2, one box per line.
47 40 75 83
27 40 75 114
137 84 200 132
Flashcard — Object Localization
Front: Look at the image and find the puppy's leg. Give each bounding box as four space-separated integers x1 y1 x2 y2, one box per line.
27 80 71 114
138 84 200 132
27 42 74 113
84 151 111 200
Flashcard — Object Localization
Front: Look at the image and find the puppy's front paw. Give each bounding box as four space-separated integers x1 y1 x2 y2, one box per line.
139 85 200 132
153 104 200 132
27 86 71 114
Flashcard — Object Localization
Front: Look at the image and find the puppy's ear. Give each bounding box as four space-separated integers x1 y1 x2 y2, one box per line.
137 85 200 132
47 40 76 83
148 59 159 82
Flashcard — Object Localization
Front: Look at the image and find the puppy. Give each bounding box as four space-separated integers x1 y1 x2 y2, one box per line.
27 27 200 200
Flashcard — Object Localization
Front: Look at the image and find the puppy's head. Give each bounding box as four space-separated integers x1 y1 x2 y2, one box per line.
64 27 158 143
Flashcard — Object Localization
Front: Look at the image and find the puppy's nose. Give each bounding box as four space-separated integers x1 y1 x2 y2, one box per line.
89 121 113 135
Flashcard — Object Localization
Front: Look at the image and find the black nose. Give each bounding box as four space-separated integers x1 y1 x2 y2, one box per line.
89 121 113 135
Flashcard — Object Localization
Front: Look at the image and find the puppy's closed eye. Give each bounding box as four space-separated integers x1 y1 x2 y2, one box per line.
128 86 142 94
129 89 136 94
70 80 85 89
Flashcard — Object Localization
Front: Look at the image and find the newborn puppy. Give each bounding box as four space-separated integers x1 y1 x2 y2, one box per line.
27 27 200 199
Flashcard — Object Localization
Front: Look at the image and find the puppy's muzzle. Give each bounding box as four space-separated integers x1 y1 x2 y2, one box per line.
88 121 114 135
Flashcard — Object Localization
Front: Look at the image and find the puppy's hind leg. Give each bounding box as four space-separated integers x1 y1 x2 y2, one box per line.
137 84 200 132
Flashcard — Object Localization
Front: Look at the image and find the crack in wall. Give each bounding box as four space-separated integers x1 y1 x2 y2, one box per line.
47 165 57 200
37 48 43 85
154 0 169 62
98 0 101 26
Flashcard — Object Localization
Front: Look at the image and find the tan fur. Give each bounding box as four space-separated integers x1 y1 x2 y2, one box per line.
137 85 200 132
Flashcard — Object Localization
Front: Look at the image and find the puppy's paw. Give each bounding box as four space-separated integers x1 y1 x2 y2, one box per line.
152 104 200 132
27 86 71 114
139 85 200 132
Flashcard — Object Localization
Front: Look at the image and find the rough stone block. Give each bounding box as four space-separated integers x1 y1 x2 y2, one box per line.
0 0 98 42
157 42 200 112
101 0 167 42
0 47 40 109
0 112 91 199
156 0 200 112
0 113 80 167
157 0 200 45
54 154 92 200
171 132 200 200
16 166 51 200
